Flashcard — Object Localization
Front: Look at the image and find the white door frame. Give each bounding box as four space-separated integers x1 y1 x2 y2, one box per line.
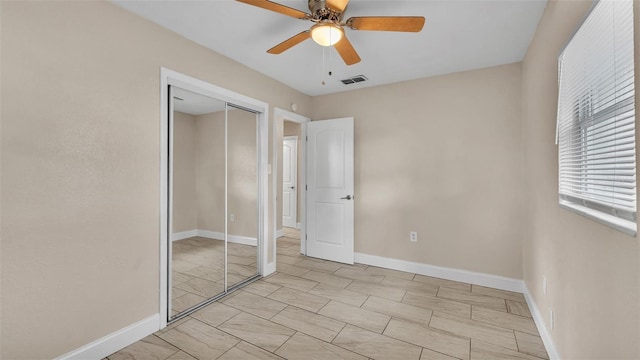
282 136 298 228
273 108 310 258
160 68 269 330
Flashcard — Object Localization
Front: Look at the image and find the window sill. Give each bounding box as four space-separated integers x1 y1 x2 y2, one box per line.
559 200 637 237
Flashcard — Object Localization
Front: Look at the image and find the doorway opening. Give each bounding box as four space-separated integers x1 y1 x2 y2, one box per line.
274 108 310 260
282 128 300 229
273 110 355 266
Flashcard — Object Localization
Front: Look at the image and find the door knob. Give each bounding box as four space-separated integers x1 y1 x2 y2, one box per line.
289 186 295 190
340 195 352 200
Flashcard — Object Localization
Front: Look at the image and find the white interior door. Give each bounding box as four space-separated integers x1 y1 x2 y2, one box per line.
282 136 297 228
306 117 354 264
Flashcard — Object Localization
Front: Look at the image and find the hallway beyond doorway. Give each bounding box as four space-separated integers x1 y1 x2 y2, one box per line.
282 227 300 240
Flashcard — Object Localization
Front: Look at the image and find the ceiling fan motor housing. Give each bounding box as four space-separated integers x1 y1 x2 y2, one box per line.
308 0 344 21
236 0 424 66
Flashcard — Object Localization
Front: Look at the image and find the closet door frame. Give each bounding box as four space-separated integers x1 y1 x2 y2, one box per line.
159 68 269 330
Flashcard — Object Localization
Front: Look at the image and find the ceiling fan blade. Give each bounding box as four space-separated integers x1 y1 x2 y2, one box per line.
236 0 310 19
346 16 425 32
267 31 311 54
326 0 350 13
334 35 361 65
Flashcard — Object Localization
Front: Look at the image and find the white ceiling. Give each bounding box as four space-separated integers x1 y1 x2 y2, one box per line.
113 0 547 96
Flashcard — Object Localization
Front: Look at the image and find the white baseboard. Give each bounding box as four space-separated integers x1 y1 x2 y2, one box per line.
198 230 257 247
54 314 159 360
276 229 285 238
352 253 557 358
523 285 560 360
171 229 257 246
171 230 198 242
354 253 524 293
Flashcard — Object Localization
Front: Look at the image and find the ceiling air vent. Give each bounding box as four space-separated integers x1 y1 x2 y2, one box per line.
341 75 368 85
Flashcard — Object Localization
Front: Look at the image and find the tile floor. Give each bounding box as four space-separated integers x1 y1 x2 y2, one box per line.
171 237 259 317
107 228 548 360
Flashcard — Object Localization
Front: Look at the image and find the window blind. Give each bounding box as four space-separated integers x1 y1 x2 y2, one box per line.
557 0 636 234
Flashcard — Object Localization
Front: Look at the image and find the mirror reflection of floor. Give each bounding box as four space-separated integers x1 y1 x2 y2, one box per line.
171 237 257 317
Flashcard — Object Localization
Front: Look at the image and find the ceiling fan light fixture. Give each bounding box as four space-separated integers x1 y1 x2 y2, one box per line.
311 23 343 46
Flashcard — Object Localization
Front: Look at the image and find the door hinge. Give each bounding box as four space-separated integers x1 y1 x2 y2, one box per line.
306 136 308 141
306 233 308 240
305 185 308 190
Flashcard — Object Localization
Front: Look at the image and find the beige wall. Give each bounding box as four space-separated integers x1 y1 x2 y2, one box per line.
194 111 226 234
521 0 640 358
172 112 198 233
191 109 258 238
0 1 311 358
283 121 302 224
227 109 258 238
312 63 524 278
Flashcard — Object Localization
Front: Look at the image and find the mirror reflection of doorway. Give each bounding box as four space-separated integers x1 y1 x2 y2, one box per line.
168 85 260 322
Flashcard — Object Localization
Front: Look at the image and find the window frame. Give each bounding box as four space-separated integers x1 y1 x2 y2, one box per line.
556 0 637 236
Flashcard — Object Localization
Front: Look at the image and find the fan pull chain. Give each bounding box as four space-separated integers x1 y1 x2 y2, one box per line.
329 40 333 77
328 32 333 80
322 46 333 85
322 46 326 85
321 33 334 86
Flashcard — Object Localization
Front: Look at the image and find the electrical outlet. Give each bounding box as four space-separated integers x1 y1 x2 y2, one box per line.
410 231 418 242
230 213 235 222
543 276 547 296
549 308 555 331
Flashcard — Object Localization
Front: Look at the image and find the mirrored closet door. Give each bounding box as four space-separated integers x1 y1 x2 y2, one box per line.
226 105 260 289
168 86 260 322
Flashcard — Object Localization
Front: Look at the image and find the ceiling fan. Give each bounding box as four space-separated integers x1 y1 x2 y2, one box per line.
236 0 425 65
